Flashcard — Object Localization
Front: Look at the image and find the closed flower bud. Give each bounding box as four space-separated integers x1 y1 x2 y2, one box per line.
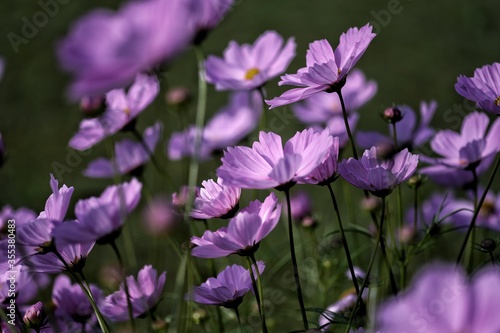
166 87 191 107
23 301 47 330
480 238 497 253
382 107 403 123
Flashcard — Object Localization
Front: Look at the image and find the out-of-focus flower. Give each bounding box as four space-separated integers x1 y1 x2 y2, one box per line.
284 191 312 221
80 96 105 115
57 0 198 99
338 147 419 197
0 265 49 305
217 129 333 190
405 192 464 229
54 179 142 245
357 101 437 151
450 189 500 232
206 31 296 91
376 263 500 332
193 0 234 44
172 186 199 208
52 275 103 326
299 136 340 185
314 112 359 149
24 301 48 330
188 262 265 309
102 265 166 321
191 178 241 220
142 196 181 236
422 111 500 171
191 193 281 258
69 74 159 151
292 69 376 124
84 122 162 178
166 86 191 106
266 24 376 108
0 205 36 234
168 91 262 161
455 62 500 115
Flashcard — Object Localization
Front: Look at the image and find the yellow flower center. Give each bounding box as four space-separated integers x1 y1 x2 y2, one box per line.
245 68 260 80
495 96 500 106
124 107 131 117
480 199 495 216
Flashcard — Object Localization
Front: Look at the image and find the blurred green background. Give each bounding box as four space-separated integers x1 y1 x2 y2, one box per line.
1 0 500 331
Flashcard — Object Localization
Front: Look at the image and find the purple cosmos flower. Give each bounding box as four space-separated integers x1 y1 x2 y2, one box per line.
313 112 359 149
172 186 199 208
421 111 500 172
449 188 500 232
285 191 312 221
191 178 241 220
168 91 262 161
69 74 159 151
292 69 377 124
0 205 36 232
193 0 234 44
376 263 500 333
24 242 95 274
338 147 419 197
84 122 162 178
299 136 340 185
205 31 296 91
24 301 48 331
0 265 49 305
189 261 265 308
455 62 500 114
52 275 103 326
101 265 166 321
57 0 197 99
191 193 281 258
357 101 438 151
53 178 142 245
142 196 181 236
405 193 465 229
38 174 74 222
266 24 376 109
217 128 333 190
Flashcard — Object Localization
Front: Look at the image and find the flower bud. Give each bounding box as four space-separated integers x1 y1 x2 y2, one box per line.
382 106 403 123
407 174 425 189
166 87 191 107
142 196 181 236
361 196 380 212
23 301 47 330
480 238 497 253
191 308 209 325
79 96 105 116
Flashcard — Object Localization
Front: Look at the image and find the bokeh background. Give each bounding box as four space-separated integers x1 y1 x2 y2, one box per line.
1 0 500 331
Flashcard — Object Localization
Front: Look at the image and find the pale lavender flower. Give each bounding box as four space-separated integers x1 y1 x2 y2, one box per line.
168 91 262 160
0 205 36 233
142 196 181 236
69 74 159 151
357 101 437 151
338 147 419 197
455 62 500 114
38 174 74 222
189 261 265 308
376 263 500 333
266 24 376 108
421 111 500 171
405 193 465 229
205 31 296 90
84 122 162 178
172 186 199 208
193 0 234 44
292 69 376 124
299 136 340 185
52 275 103 326
451 189 500 232
191 193 281 258
101 265 166 321
53 179 142 244
57 0 198 99
285 191 312 221
24 242 95 274
191 178 241 220
315 112 359 149
0 265 49 305
217 129 333 189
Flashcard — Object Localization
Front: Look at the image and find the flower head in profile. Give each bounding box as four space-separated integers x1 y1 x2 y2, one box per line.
53 178 142 245
191 193 281 258
376 263 500 333
217 129 333 190
39 174 74 222
24 242 95 274
357 101 437 151
23 301 48 331
84 122 162 178
206 31 296 91
57 0 198 99
338 147 419 197
455 62 500 114
52 275 103 326
299 136 340 185
102 265 166 321
69 74 159 151
168 91 262 161
191 178 241 220
420 111 500 172
266 24 376 108
292 69 377 124
188 261 265 309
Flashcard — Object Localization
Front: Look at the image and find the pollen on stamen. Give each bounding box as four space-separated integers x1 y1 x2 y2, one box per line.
244 68 260 80
123 107 131 117
495 96 500 106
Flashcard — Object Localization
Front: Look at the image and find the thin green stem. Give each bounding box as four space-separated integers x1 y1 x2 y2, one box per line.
345 196 387 333
246 257 267 333
465 168 479 272
284 188 309 331
110 240 136 332
234 307 243 333
336 89 358 160
326 184 360 295
250 254 267 332
457 156 500 265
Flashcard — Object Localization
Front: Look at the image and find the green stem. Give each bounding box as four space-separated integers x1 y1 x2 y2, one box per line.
110 241 136 332
250 254 267 331
465 168 479 272
326 184 360 296
336 89 358 160
345 196 387 333
234 307 243 333
284 188 309 331
246 257 267 333
456 158 500 265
